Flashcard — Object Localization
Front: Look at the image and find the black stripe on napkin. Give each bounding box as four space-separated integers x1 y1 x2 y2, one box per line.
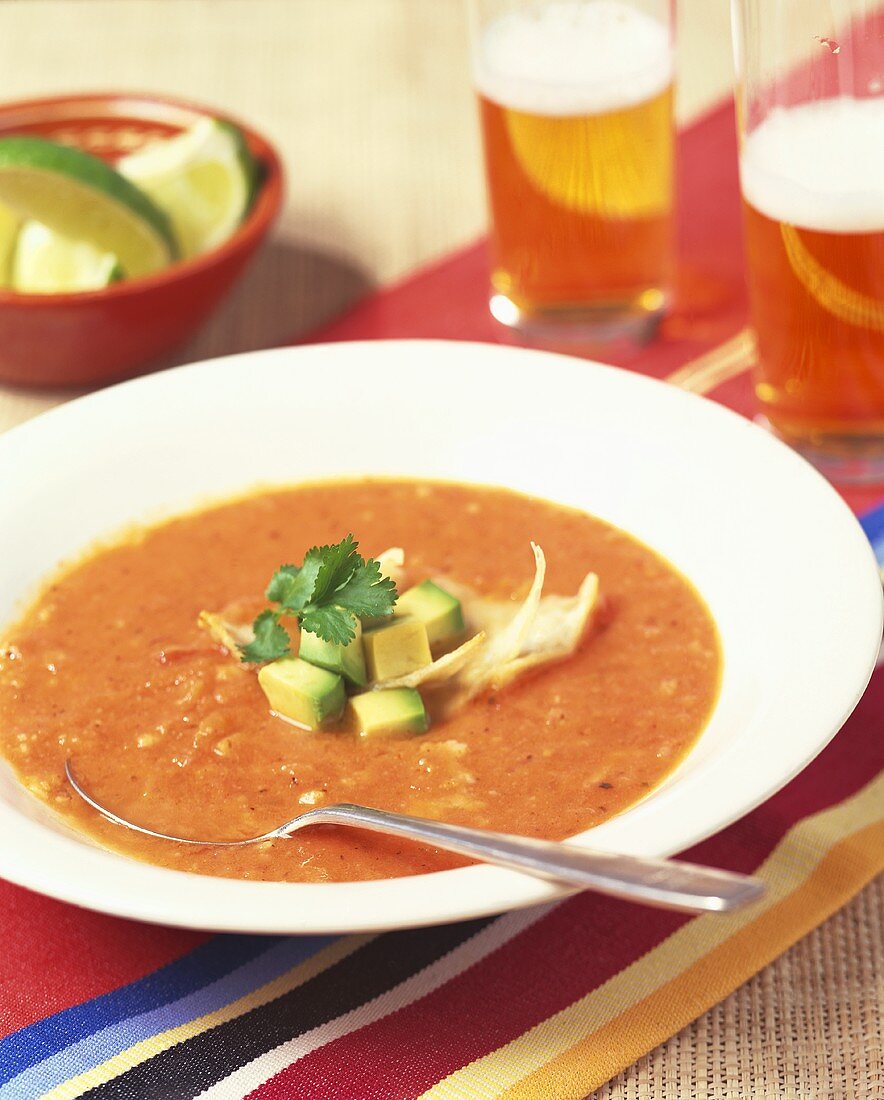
81 916 494 1100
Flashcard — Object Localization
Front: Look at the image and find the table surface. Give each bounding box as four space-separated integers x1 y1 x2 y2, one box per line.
0 3 880 1097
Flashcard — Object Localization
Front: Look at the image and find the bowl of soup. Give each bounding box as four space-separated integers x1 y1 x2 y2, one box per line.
0 340 879 933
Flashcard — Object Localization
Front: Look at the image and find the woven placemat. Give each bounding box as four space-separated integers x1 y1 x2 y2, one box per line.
590 877 882 1100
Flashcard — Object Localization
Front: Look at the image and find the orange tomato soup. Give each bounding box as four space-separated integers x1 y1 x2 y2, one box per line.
0 480 720 882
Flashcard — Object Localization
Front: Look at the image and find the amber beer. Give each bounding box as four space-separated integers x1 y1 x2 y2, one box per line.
473 1 675 335
740 97 884 455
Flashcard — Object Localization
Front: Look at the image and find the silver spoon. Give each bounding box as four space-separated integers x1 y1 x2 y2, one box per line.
65 759 764 914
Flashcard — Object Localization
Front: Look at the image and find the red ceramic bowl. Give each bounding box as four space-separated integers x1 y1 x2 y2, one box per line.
0 93 284 388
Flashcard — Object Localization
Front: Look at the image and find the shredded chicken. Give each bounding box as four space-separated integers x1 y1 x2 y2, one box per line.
430 544 599 703
376 547 406 588
197 611 254 655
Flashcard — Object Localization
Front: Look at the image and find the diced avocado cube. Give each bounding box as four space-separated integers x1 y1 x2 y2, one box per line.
347 688 429 737
258 657 345 730
363 616 432 681
299 618 368 687
395 580 465 648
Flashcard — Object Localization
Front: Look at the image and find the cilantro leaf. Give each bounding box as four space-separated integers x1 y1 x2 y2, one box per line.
300 605 359 646
265 564 298 602
308 534 362 606
243 535 398 662
240 609 291 664
266 557 322 613
334 557 398 619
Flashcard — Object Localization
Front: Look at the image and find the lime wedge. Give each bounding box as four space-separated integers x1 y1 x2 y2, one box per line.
0 203 20 286
0 137 176 277
118 118 257 258
12 220 124 294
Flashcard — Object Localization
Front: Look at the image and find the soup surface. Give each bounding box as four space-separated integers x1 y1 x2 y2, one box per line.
0 480 721 882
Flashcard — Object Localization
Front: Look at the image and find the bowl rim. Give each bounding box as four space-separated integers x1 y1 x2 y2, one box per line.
0 339 880 934
0 90 285 305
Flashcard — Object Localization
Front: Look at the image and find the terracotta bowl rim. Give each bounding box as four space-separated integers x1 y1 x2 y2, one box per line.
0 90 285 306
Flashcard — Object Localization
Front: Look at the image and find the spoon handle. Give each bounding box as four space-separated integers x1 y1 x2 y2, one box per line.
298 804 765 914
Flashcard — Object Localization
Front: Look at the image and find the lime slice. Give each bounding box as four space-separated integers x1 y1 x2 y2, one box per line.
0 203 20 286
118 118 257 258
0 136 176 278
504 94 672 218
780 224 884 333
12 220 124 294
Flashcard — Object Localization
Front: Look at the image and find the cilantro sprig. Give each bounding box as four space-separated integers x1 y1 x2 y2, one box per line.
240 535 397 664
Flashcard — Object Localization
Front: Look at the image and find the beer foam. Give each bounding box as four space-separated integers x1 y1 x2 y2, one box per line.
741 96 884 233
473 0 673 116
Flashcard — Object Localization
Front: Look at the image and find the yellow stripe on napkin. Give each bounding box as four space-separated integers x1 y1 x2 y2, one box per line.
421 772 884 1100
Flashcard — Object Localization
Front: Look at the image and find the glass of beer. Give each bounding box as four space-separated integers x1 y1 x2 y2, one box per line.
469 0 676 343
733 0 884 481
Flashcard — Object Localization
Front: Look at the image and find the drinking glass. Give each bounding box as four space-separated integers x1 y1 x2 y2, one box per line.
468 0 676 343
732 0 884 481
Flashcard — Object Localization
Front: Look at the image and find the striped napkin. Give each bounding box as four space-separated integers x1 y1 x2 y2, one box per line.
1 99 882 1100
1 560 881 1098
